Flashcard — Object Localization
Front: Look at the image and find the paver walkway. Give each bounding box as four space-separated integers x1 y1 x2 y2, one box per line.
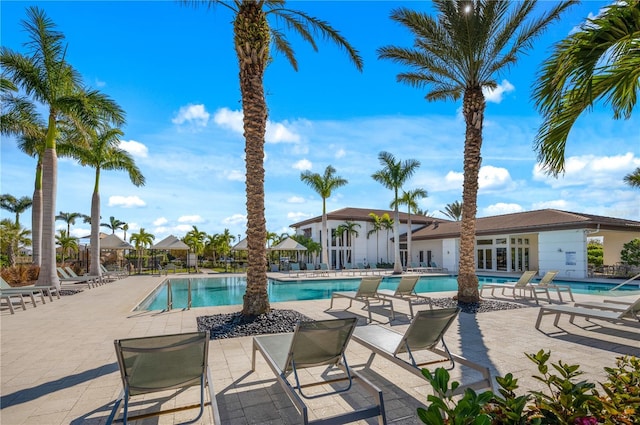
1 273 638 424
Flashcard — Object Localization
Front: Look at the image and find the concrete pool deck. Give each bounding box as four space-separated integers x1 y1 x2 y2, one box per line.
1 273 639 424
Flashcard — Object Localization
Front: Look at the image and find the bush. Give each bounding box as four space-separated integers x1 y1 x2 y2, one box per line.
418 351 639 424
1 264 40 285
620 238 640 266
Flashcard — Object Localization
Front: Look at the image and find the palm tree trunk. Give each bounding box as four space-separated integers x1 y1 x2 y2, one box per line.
36 146 60 289
458 87 484 303
89 189 101 276
31 161 42 266
393 207 402 274
322 208 329 270
407 214 412 270
237 2 270 316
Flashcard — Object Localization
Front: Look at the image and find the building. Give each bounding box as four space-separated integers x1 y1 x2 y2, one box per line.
290 208 640 278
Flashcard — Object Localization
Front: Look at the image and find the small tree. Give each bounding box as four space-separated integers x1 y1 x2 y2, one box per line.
620 238 640 267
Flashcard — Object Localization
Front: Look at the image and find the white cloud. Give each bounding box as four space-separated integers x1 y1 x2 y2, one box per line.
174 224 193 233
94 78 106 88
287 211 312 222
293 159 312 171
177 215 204 223
108 195 146 208
227 170 245 181
213 107 244 133
478 165 513 190
266 121 300 143
222 214 246 226
287 196 305 204
119 140 148 158
172 104 210 126
153 217 168 226
483 79 515 103
533 152 640 188
482 203 523 216
532 199 571 210
335 148 346 159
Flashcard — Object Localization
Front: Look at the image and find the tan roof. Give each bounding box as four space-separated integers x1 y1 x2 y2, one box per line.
290 207 439 228
410 209 640 241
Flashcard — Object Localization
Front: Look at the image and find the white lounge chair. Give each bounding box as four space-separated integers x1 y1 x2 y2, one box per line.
252 318 387 425
57 267 100 288
376 275 432 318
328 276 394 322
351 308 492 396
530 271 574 303
0 277 47 305
1 293 27 314
480 270 538 301
535 297 640 329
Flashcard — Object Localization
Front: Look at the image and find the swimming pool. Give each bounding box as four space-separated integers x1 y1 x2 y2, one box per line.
135 275 639 311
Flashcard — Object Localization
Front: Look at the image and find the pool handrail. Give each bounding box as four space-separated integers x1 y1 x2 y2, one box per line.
609 272 640 292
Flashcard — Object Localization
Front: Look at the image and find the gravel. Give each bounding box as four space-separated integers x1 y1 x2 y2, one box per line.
197 298 527 340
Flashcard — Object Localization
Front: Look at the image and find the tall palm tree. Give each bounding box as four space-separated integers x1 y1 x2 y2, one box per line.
122 223 129 242
55 211 84 237
394 188 428 268
336 221 361 267
2 7 125 290
372 151 420 274
440 200 463 221
367 212 383 266
129 228 155 274
300 165 348 271
0 219 31 267
380 213 394 266
533 0 639 176
1 81 45 266
379 0 574 301
182 1 362 317
0 194 33 226
625 169 640 188
74 126 144 276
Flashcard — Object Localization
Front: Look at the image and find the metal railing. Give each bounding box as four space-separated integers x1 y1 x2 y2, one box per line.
609 272 640 292
166 279 192 310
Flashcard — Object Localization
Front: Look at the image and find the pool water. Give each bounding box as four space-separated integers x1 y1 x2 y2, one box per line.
135 275 639 311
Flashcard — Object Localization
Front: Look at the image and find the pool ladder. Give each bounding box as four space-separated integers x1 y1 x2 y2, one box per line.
166 279 192 311
609 272 640 292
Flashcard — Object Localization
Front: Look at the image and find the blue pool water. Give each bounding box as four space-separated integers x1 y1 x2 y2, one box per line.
135 275 639 311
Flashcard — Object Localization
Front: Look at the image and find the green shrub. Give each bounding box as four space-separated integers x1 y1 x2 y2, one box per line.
418 352 639 425
620 238 640 266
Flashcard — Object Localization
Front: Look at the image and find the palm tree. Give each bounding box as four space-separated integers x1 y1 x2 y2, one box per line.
129 228 155 274
440 201 463 221
184 226 207 272
74 127 144 276
101 216 126 235
380 213 394 266
625 168 640 188
336 221 361 268
2 7 125 290
182 1 362 317
55 211 84 237
367 212 383 266
533 0 639 176
1 81 45 266
0 219 31 267
218 229 236 271
379 0 574 301
122 223 129 242
300 165 348 271
394 188 428 268
372 151 420 274
56 229 78 262
0 194 33 226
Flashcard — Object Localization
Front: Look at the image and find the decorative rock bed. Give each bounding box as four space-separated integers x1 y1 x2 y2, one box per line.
197 298 527 340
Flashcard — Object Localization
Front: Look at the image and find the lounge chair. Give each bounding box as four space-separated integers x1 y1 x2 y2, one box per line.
480 270 538 301
406 262 421 273
328 276 394 322
351 308 492 396
355 262 370 275
376 275 432 318
100 264 126 279
57 267 100 288
530 271 574 303
252 318 387 425
107 331 220 425
1 293 27 314
1 276 49 306
535 297 640 330
289 263 303 277
573 297 640 320
315 262 331 277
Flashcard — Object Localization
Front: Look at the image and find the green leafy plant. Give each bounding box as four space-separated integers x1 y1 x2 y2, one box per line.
417 352 639 425
620 238 640 266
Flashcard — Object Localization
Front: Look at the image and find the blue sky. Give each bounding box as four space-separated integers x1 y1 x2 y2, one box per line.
2 1 639 244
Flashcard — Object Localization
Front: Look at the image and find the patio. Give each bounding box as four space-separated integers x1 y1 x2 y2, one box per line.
1 273 638 424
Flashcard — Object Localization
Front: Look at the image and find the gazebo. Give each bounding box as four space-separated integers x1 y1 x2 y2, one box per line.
99 234 133 269
150 235 191 273
271 237 307 270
